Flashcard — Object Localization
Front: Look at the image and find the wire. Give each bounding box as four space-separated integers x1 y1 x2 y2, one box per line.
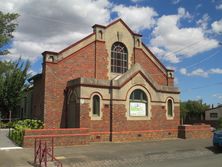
182 82 222 92
164 40 203 56
25 13 78 26
184 50 220 69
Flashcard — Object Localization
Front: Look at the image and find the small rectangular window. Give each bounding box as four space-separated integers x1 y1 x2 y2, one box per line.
210 113 218 118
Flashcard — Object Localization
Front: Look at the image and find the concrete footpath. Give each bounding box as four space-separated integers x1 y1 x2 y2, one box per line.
0 138 221 167
0 129 21 149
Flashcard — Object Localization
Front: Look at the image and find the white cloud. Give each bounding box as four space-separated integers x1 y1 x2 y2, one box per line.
189 68 208 77
150 46 180 63
177 7 191 19
179 68 222 77
196 96 202 100
209 68 222 74
112 5 158 32
131 0 144 3
196 13 210 30
150 8 218 63
166 65 176 71
174 77 179 85
0 0 111 63
212 94 222 101
179 68 188 75
216 4 222 10
172 0 181 4
211 19 222 34
28 69 37 76
195 4 202 10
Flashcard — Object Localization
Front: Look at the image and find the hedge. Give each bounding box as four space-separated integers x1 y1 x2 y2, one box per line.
9 119 43 146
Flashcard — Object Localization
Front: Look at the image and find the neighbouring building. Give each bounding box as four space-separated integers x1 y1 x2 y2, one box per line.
19 87 33 119
30 19 181 142
205 106 222 121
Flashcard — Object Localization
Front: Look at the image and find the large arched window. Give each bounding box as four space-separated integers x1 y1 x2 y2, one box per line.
93 95 100 116
111 42 128 73
129 89 148 116
167 99 173 117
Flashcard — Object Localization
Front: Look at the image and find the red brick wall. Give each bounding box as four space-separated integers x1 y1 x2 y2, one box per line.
23 128 89 147
95 41 109 80
168 78 174 86
178 124 213 139
83 102 180 142
112 104 180 131
43 41 109 128
41 40 175 128
134 48 168 85
79 103 90 128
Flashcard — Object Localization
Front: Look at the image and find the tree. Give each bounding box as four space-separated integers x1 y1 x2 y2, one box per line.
0 59 30 119
0 11 19 55
180 100 210 124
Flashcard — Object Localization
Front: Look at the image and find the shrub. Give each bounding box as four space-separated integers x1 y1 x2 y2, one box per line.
9 119 43 146
0 121 16 128
0 122 9 128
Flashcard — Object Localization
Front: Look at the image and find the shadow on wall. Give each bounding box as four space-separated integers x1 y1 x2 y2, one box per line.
60 89 67 128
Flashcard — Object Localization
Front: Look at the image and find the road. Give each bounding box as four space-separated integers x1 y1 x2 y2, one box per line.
133 154 222 167
0 138 221 167
134 154 222 167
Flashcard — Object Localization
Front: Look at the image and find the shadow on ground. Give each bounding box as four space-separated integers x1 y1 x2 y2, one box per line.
27 161 37 167
206 146 222 154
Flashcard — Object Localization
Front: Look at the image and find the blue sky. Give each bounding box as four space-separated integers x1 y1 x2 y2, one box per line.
0 0 222 106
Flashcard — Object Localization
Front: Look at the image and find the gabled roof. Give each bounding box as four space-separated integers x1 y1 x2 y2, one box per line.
205 106 222 112
42 32 95 56
41 18 172 73
42 19 142 57
92 18 142 37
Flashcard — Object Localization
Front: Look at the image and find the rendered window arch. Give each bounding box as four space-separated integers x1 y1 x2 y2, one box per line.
129 89 148 116
111 42 128 73
93 95 100 116
167 99 173 117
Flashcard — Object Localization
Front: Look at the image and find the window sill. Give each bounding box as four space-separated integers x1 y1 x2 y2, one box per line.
91 115 102 120
166 116 174 120
126 115 151 120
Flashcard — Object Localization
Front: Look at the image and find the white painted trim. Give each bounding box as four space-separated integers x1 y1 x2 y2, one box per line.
0 147 22 150
89 93 103 120
166 98 175 120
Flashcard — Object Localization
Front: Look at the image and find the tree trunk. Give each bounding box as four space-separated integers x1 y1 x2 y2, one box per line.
9 110 12 122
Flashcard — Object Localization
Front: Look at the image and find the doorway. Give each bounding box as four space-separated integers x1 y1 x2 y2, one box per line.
67 91 80 128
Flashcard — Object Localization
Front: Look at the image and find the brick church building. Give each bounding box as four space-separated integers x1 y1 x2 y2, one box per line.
30 19 180 142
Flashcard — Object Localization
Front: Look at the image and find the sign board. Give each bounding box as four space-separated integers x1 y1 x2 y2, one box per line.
130 102 146 116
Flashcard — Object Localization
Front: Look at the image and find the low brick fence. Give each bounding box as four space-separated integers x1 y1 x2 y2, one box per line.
23 128 90 147
90 129 179 143
178 124 213 139
22 124 213 147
